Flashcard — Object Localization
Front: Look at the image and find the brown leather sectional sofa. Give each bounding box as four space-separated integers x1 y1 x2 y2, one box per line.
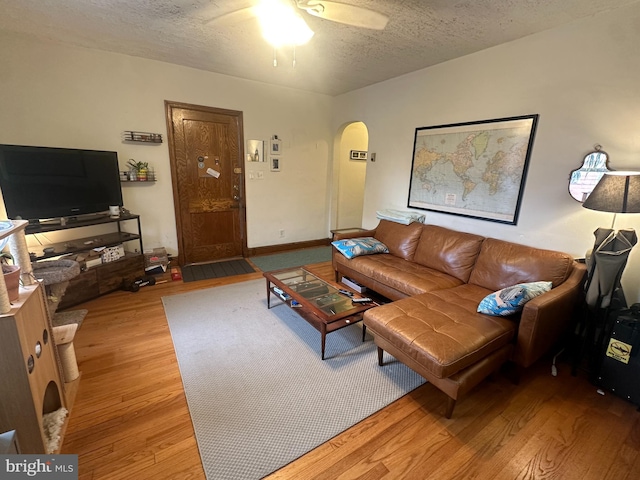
332 220 586 417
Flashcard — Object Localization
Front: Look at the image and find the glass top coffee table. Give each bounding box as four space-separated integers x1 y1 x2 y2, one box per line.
264 267 377 359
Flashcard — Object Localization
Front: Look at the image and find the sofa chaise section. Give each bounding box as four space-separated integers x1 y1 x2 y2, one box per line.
365 284 516 418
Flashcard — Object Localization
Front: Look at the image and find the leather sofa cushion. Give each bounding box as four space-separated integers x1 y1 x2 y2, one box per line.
364 284 517 378
468 238 575 292
413 225 484 283
373 220 423 260
334 253 463 296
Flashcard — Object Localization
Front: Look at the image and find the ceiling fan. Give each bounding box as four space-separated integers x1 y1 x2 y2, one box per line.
205 0 389 31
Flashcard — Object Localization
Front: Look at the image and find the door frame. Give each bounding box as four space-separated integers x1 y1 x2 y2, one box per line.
331 121 369 230
164 100 248 265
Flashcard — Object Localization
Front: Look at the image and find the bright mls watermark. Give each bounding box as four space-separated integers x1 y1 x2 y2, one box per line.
0 455 78 479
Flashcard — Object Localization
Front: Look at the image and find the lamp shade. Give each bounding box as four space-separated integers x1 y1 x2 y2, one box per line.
582 171 640 213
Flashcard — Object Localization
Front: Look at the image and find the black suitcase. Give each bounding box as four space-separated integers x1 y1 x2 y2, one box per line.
597 305 640 406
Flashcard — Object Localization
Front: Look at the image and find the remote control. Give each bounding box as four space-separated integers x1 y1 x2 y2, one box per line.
338 289 354 297
352 297 373 304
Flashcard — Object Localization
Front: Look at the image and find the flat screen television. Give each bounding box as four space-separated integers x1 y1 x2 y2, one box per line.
0 144 123 222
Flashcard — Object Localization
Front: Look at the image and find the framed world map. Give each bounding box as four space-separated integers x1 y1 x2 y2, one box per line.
407 114 539 225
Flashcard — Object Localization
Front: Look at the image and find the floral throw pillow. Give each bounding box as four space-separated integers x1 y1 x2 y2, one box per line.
477 281 552 316
331 237 389 260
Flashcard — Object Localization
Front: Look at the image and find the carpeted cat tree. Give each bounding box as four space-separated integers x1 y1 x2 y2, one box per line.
32 259 85 382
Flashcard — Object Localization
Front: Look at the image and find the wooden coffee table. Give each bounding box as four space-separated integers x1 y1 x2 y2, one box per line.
264 267 377 359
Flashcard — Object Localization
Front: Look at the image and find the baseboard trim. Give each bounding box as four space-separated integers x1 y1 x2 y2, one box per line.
246 238 331 257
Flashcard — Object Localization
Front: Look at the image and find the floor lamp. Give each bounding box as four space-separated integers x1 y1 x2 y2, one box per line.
582 171 640 308
579 171 640 376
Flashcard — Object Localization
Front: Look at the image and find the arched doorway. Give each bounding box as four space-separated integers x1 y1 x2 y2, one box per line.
334 122 369 229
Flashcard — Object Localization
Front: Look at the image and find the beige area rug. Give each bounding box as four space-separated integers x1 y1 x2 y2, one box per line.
162 279 425 480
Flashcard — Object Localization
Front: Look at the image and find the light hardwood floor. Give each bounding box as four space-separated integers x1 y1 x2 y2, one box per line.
61 261 640 479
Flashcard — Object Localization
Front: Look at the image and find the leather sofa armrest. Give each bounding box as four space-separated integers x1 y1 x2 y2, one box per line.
513 262 587 368
332 228 377 241
331 228 377 279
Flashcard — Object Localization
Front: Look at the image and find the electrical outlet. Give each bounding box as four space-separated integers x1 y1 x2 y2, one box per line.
279 229 285 238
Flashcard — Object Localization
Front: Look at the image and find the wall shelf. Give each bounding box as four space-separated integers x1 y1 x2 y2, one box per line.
121 179 157 183
121 170 156 182
122 131 163 144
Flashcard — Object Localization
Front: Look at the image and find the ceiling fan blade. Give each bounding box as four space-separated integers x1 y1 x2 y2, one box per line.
299 1 388 30
203 6 257 26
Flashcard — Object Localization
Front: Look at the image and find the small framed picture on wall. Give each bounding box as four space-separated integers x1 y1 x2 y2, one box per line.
270 138 282 155
350 150 368 160
246 139 265 162
270 156 281 172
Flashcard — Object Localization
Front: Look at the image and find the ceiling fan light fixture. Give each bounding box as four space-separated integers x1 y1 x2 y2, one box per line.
256 0 314 48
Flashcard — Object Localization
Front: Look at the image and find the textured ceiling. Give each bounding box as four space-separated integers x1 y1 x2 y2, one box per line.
0 0 637 96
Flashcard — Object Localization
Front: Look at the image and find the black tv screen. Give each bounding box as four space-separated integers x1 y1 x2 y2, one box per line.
0 144 123 221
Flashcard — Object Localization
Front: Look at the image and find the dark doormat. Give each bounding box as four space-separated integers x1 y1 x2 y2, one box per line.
181 259 255 283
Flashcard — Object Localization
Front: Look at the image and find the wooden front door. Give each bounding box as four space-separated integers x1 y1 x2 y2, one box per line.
165 101 246 265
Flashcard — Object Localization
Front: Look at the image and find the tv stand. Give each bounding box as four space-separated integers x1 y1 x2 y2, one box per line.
27 214 145 309
61 213 111 225
28 213 111 229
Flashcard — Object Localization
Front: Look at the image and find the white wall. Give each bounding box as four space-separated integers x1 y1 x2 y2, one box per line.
0 32 333 254
4 4 640 298
333 3 640 302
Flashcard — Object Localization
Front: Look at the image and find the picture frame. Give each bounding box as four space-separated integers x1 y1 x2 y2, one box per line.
407 114 539 225
350 150 368 160
270 138 282 155
246 139 265 162
270 156 280 172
